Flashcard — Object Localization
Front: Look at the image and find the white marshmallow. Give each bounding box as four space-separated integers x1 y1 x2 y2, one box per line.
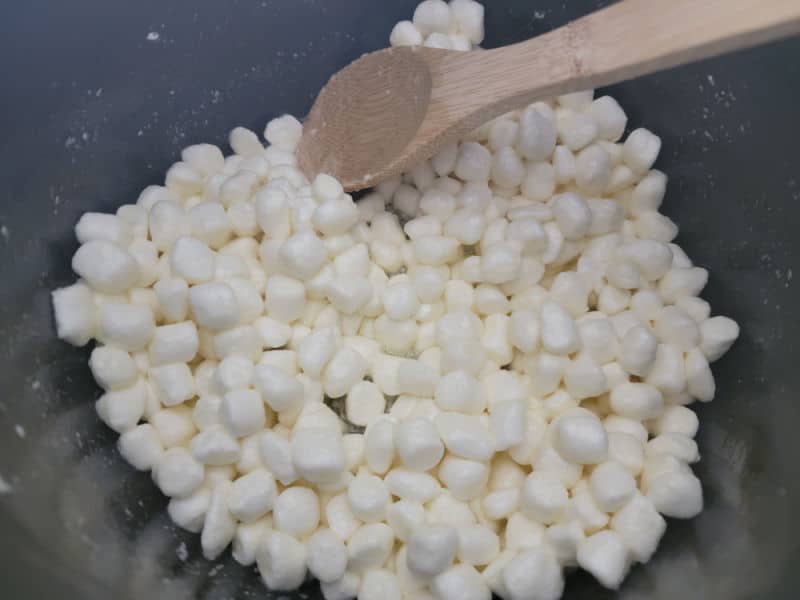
89 346 138 391
576 530 629 589
118 423 164 470
191 425 240 465
273 486 320 537
307 528 348 584
323 347 368 398
52 283 96 346
658 267 708 303
386 499 425 543
167 487 210 533
228 469 276 522
259 431 297 485
432 370 483 415
72 240 140 294
435 412 495 461
257 531 308 591
326 493 361 541
266 275 306 322
397 359 439 397
97 302 155 352
359 569 402 600
221 389 265 437
232 518 271 566
407 525 458 577
438 456 489 501
610 382 663 421
291 426 346 484
610 494 666 563
645 344 687 397
540 301 581 355
394 416 445 471
347 522 395 572
149 363 196 407
622 128 661 173
502 546 564 600
553 413 608 464
253 364 303 414
348 472 390 523
564 356 608 400
618 324 658 376
364 417 395 475
589 461 637 512
201 481 237 560
699 316 740 362
213 355 253 393
521 471 569 524
481 242 521 284
154 447 204 498
518 104 558 161
490 399 526 451
345 381 386 427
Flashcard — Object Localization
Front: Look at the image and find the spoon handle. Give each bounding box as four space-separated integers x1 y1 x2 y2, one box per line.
441 0 800 118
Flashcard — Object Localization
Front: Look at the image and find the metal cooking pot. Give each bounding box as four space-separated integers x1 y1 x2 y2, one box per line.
1 0 798 598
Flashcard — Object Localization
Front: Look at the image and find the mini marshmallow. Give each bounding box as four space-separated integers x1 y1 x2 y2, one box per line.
191 425 240 465
359 569 402 600
213 355 253 393
645 344 687 397
150 406 198 448
534 445 583 488
438 455 489 501
435 412 495 461
490 399 526 451
521 471 569 524
253 364 303 414
273 486 320 537
52 283 96 346
518 104 558 161
296 327 338 379
347 522 395 572
201 481 237 560
154 447 204 498
646 433 700 464
313 197 360 236
607 432 645 476
481 242 521 284
385 468 441 503
257 531 308 591
658 266 709 303
699 316 740 362
364 418 395 474
307 528 348 584
622 128 661 173
150 363 196 407
97 302 155 352
258 431 297 485
325 493 361 541
232 518 271 566
266 275 306 323
569 480 610 533
118 423 164 470
167 486 210 533
540 301 581 355
553 413 608 464
610 382 664 421
503 546 564 600
610 494 666 563
89 345 138 391
618 325 659 377
434 371 486 415
72 240 140 294
589 461 637 512
407 525 458 577
576 530 630 589
575 145 612 196
323 347 368 398
345 381 386 427
221 389 266 437
348 472 390 523
394 416 445 472
170 237 216 284
154 278 189 323
279 231 328 281
397 359 439 396
148 321 198 365
646 469 703 519
385 499 425 544
228 468 276 522
563 356 608 400
291 426 346 484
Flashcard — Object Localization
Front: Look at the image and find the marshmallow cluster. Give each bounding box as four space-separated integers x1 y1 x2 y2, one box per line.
53 1 739 599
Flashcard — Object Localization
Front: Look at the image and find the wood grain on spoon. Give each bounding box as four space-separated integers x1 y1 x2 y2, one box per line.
298 0 800 192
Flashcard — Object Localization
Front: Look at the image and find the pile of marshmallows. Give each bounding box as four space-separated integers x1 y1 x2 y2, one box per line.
52 2 740 600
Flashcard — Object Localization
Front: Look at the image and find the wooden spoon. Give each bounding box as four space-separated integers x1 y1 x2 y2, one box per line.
297 0 800 192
